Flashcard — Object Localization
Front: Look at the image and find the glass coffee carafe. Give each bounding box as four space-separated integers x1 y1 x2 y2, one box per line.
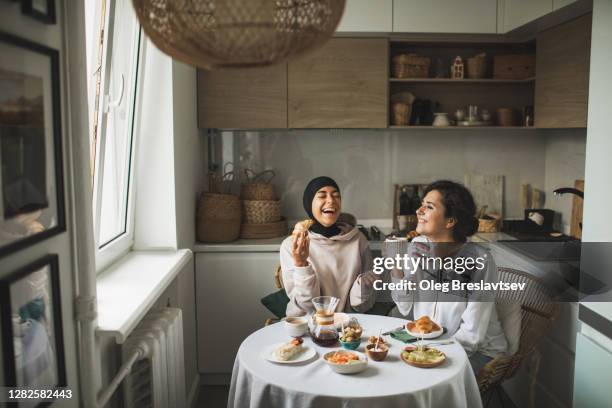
310 296 339 347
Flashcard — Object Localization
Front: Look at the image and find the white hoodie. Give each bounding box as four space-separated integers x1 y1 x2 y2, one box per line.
391 236 508 358
280 222 377 317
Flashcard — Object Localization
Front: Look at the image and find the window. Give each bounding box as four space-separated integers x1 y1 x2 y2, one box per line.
87 0 142 270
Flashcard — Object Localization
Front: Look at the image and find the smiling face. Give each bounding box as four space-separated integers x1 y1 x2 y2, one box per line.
311 186 342 227
415 189 456 242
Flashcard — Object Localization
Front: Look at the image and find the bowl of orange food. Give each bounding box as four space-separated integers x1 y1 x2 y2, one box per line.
323 350 368 374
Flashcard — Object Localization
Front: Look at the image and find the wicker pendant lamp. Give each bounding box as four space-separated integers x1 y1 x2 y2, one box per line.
132 0 346 69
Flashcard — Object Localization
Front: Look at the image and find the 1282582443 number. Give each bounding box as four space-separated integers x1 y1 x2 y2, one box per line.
5 388 72 400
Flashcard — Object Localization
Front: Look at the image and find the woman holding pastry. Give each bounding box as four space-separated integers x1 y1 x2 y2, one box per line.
390 180 508 374
280 176 377 317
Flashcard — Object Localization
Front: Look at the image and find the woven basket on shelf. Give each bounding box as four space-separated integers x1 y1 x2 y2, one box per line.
242 200 282 224
393 54 430 78
240 169 276 201
240 218 288 239
197 192 241 242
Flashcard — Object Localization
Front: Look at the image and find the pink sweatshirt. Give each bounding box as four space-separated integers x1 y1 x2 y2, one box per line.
280 222 377 317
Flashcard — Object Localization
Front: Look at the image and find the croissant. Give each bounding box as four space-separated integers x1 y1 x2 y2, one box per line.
292 219 314 235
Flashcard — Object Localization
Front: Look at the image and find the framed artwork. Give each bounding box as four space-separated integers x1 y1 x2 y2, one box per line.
0 254 66 399
0 31 65 257
21 0 56 24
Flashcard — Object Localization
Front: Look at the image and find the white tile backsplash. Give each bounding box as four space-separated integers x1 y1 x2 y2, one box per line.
220 128 585 225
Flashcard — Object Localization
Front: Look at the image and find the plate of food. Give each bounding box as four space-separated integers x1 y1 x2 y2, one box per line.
323 350 368 374
264 338 316 364
400 345 446 368
405 315 443 339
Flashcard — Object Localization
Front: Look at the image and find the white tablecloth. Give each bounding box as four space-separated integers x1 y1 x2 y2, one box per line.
228 314 482 408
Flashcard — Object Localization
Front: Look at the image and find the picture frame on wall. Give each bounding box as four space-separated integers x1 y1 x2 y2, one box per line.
21 0 56 24
0 31 65 257
0 254 67 401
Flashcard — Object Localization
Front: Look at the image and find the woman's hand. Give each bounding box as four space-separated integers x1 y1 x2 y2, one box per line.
292 231 310 267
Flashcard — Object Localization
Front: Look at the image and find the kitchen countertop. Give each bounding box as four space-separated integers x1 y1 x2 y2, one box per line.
193 232 515 252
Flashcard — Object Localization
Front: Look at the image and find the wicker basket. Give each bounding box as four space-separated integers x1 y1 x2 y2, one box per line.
197 192 241 242
467 55 487 79
478 214 501 233
240 218 288 239
242 200 281 224
241 169 276 200
393 54 430 78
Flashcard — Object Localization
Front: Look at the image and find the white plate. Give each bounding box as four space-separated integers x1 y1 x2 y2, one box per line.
405 322 444 339
263 343 317 364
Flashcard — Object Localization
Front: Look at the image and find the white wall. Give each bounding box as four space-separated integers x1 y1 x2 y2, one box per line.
0 1 82 403
225 129 584 225
544 130 587 233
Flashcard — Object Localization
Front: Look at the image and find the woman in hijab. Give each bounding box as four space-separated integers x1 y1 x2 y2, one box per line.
280 176 377 317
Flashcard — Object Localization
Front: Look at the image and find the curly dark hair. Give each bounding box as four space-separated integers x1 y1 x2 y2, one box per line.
422 180 479 242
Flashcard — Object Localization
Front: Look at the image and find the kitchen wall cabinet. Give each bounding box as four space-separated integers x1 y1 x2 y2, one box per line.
498 0 553 33
336 0 393 32
288 38 388 128
535 14 591 128
196 252 279 374
393 0 497 34
197 64 287 129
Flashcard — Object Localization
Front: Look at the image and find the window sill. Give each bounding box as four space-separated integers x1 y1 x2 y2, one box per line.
96 249 192 343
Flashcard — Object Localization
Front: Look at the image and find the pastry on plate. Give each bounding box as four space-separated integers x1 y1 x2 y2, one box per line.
274 338 305 361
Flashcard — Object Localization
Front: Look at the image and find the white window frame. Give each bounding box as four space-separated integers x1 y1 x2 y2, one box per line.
90 0 142 272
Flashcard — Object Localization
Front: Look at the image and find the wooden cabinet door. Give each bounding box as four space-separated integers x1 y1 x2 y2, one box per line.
393 0 497 33
197 64 287 129
535 14 591 128
336 0 393 32
288 38 388 128
498 0 553 33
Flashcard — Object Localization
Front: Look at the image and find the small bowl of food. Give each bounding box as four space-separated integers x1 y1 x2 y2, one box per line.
284 316 308 337
365 343 389 361
324 350 368 374
339 338 361 350
339 326 362 350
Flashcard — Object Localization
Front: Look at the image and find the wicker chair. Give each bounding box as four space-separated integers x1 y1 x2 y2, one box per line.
264 265 284 326
477 268 560 407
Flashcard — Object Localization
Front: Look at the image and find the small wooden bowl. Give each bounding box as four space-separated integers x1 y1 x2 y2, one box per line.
365 343 389 361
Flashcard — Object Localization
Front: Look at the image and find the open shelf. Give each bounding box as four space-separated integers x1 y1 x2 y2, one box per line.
389 77 535 84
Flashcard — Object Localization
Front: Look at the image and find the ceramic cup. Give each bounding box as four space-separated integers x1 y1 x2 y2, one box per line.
432 113 451 127
284 316 308 337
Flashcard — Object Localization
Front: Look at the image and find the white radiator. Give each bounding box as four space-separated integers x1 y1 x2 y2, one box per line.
122 307 186 408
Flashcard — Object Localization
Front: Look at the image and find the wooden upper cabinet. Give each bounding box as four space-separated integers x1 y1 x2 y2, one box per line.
393 0 497 33
336 0 393 32
535 13 591 128
288 38 388 128
197 64 287 129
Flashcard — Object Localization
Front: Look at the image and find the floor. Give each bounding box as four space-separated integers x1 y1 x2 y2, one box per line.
195 385 518 408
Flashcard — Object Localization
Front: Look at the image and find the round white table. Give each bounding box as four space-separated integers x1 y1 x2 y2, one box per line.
228 314 482 408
